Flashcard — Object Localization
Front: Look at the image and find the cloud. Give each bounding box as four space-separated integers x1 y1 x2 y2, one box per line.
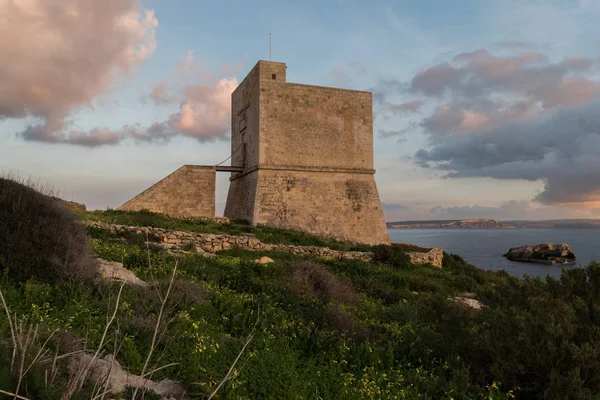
145 77 239 142
147 83 177 105
429 200 563 220
372 79 408 105
129 50 242 146
374 47 600 208
1 2 239 147
373 49 599 127
409 49 597 106
372 81 424 128
382 202 408 211
378 120 420 141
395 100 425 113
18 73 237 147
416 98 600 206
329 61 367 88
0 0 158 143
421 98 537 135
21 125 123 147
490 41 537 51
379 100 424 116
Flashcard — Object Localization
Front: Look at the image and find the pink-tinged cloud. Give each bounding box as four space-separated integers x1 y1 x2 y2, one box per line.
389 48 600 141
172 78 237 138
0 0 157 144
422 99 539 135
131 51 242 144
408 49 598 111
538 79 600 108
20 74 239 147
147 77 238 142
454 50 548 80
149 83 176 105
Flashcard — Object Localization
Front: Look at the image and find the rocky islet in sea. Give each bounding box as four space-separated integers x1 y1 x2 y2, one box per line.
503 243 576 265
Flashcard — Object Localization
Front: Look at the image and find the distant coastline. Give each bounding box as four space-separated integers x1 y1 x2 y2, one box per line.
387 218 600 229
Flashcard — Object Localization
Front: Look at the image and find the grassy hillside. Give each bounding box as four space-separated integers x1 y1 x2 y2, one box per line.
2 183 600 398
78 209 376 252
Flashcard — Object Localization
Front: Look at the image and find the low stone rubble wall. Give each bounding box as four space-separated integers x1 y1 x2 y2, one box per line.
407 248 444 268
165 214 230 224
85 221 443 267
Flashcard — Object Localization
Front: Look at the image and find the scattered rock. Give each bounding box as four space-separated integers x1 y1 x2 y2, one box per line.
69 353 188 399
503 243 576 265
255 256 275 264
453 296 484 310
451 293 484 310
95 258 150 288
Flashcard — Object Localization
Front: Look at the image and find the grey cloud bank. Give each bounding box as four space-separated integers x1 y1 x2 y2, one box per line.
374 47 600 208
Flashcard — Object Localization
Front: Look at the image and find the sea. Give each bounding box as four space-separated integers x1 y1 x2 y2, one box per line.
388 228 600 279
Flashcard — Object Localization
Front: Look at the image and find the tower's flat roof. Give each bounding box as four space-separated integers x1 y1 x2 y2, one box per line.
232 60 372 95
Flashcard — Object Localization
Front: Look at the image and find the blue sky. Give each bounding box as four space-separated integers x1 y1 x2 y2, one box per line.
1 0 600 221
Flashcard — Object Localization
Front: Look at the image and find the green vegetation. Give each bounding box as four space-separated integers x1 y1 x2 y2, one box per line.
2 182 600 399
372 244 412 267
80 209 374 252
0 177 94 283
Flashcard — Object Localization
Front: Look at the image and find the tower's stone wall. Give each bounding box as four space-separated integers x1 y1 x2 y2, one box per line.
224 170 258 222
253 169 389 245
259 81 373 170
119 165 215 217
224 60 389 245
120 60 389 245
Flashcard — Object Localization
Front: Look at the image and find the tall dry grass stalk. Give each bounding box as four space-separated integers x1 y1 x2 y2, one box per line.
131 261 179 400
62 281 126 399
1 287 60 400
0 287 17 370
207 306 261 400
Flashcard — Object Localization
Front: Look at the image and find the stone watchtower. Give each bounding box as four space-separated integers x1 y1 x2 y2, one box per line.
224 61 389 245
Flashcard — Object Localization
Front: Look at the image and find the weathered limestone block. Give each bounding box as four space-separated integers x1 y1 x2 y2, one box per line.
94 258 150 288
407 248 443 268
70 353 188 399
451 293 484 311
255 256 275 264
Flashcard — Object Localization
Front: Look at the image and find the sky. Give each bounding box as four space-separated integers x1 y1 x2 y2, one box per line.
1 0 600 221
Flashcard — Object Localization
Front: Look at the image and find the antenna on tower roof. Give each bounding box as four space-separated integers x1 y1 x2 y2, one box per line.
269 33 272 61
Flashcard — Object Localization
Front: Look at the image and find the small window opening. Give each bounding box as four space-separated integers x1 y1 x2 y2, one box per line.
241 132 247 167
272 74 277 80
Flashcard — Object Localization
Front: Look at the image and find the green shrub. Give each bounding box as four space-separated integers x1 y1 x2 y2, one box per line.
392 243 430 253
0 177 94 283
372 244 411 268
286 261 357 304
182 242 196 252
